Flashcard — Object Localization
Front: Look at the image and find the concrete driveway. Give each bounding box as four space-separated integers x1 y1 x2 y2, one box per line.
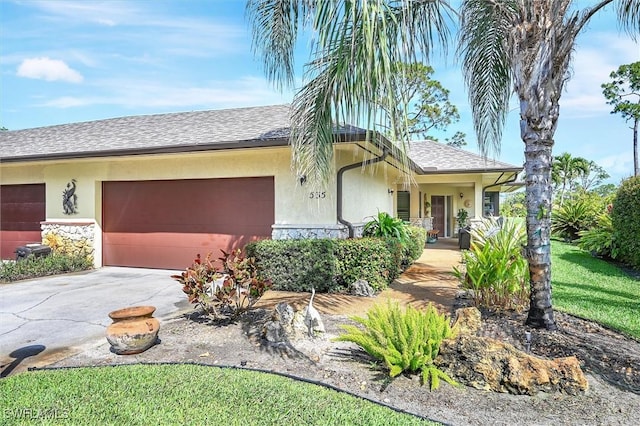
0 267 190 376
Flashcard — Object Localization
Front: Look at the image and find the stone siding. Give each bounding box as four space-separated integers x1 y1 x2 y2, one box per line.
272 223 365 240
41 221 95 261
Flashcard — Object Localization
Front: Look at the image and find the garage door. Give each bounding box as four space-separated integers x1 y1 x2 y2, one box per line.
0 184 46 259
102 177 274 269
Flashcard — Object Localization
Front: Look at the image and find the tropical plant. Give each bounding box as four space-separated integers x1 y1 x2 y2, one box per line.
602 61 640 177
455 208 468 230
577 212 619 259
248 0 640 330
172 250 272 319
552 152 590 205
246 0 456 187
334 301 457 390
458 0 639 329
362 211 409 242
578 161 610 192
551 198 599 242
611 175 640 269
453 217 529 311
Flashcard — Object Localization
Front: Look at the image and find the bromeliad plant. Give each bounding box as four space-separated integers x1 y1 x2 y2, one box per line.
453 217 529 311
334 301 457 390
172 249 272 319
362 211 409 242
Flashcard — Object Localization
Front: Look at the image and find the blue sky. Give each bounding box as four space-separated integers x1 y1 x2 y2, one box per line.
1 0 639 184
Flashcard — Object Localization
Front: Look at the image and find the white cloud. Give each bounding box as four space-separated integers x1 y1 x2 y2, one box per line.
17 57 83 83
561 33 639 118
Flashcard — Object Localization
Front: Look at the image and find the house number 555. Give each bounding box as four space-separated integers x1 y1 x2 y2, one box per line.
309 191 326 199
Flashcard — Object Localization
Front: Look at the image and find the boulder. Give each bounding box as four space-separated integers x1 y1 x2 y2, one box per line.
453 306 482 335
436 333 588 395
349 279 375 297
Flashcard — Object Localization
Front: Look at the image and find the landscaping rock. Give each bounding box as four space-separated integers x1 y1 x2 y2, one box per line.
349 279 375 297
436 333 589 395
262 302 324 342
452 306 482 335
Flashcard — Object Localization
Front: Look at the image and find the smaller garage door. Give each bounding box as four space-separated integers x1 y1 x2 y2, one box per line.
102 177 275 270
1 184 46 259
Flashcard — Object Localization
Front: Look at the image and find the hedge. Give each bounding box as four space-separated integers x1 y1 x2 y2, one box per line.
246 226 426 293
611 176 640 270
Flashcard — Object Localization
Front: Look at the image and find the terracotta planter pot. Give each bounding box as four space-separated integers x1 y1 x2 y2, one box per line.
106 305 160 355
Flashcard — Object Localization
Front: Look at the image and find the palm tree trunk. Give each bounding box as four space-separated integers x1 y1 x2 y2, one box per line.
521 103 558 331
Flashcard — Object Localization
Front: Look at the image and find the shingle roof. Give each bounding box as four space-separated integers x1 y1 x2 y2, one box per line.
409 140 521 173
1 105 521 174
0 104 317 162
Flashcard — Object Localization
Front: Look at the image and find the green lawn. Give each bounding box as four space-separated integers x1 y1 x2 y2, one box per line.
0 364 435 426
551 240 640 340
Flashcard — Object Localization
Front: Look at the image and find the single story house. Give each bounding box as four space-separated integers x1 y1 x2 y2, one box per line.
0 104 521 269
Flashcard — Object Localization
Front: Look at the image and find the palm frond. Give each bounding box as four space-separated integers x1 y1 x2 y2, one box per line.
290 0 455 186
458 0 515 157
617 0 640 39
246 0 311 90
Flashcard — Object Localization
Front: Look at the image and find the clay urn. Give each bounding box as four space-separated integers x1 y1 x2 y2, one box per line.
106 305 160 355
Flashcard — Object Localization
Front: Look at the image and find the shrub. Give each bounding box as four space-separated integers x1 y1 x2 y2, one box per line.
403 226 427 267
335 238 396 291
362 211 409 242
577 212 618 259
611 176 640 270
246 239 339 292
334 301 457 390
171 250 271 319
551 198 599 241
453 217 529 311
0 252 93 283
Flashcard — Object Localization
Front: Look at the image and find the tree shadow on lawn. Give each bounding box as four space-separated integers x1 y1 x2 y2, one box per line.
553 280 640 305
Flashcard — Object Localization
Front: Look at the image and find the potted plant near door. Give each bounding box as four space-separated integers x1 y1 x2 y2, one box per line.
456 208 471 249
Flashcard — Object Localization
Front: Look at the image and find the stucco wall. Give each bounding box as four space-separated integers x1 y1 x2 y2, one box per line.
1 143 401 266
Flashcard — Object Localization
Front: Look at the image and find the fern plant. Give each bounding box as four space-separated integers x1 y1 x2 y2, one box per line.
577 212 618 259
334 301 457 390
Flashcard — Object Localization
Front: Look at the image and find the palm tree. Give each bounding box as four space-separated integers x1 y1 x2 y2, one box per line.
459 0 638 329
248 0 639 330
552 152 589 205
246 0 456 186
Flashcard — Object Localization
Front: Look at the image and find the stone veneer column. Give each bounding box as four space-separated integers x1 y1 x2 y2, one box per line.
40 221 96 260
272 224 367 240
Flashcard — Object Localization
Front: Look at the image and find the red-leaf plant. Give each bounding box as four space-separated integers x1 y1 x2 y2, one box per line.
171 249 272 319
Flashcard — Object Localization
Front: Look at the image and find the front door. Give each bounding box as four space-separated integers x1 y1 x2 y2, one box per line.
431 195 445 237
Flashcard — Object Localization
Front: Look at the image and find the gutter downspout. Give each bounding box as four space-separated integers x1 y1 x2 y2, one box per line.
482 172 519 216
337 148 390 238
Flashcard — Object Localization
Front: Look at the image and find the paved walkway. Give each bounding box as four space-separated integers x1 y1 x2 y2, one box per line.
257 238 463 316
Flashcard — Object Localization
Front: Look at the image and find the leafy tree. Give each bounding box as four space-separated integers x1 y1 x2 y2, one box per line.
248 0 640 330
377 62 462 141
602 61 640 176
0 126 8 131
445 131 468 148
552 152 589 205
500 191 526 217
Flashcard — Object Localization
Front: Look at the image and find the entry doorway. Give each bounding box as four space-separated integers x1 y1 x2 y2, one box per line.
430 195 453 237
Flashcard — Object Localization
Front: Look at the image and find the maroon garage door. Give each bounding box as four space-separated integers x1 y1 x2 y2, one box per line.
102 177 274 269
0 184 46 260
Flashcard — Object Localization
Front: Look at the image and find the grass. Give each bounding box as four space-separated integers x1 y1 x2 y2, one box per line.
551 240 640 340
0 364 436 425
